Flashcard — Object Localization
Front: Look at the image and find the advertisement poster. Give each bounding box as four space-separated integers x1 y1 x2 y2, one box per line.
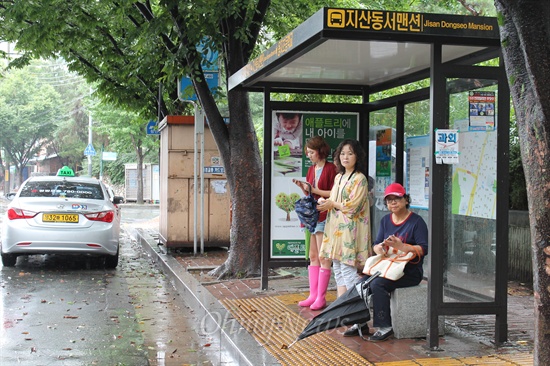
406 135 430 209
375 128 392 176
435 129 459 165
271 111 358 258
469 91 495 131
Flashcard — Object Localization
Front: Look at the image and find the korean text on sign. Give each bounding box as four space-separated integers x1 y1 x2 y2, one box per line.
303 116 351 139
328 9 423 32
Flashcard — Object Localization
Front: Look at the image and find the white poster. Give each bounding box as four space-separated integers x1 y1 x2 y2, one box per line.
406 135 430 209
435 129 459 165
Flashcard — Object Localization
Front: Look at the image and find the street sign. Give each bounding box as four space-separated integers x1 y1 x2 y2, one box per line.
146 120 160 135
102 152 118 161
197 39 219 71
178 71 219 101
203 166 225 174
84 144 96 156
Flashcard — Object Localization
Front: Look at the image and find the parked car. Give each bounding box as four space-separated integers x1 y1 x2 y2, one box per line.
1 167 122 268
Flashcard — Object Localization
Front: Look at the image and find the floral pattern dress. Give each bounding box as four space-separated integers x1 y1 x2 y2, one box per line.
319 171 371 268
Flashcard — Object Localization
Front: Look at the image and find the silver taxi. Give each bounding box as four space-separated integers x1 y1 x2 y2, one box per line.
1 167 122 268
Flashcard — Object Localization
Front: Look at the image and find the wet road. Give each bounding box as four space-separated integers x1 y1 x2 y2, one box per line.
0 201 221 365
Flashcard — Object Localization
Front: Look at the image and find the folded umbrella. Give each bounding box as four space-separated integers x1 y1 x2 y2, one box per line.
289 271 380 347
294 182 319 233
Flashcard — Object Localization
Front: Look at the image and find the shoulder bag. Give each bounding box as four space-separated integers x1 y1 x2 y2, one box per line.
363 245 422 281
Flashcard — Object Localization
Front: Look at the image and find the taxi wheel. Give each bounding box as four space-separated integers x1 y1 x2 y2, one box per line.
104 250 119 269
1 253 17 267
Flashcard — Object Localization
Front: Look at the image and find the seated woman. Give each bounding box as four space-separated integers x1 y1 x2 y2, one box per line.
345 182 428 342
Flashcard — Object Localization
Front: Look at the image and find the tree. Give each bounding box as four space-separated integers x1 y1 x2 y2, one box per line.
0 0 338 279
24 58 95 173
0 63 61 185
92 103 160 204
494 1 550 363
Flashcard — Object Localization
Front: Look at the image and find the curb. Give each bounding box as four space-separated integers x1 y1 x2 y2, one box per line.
131 227 280 366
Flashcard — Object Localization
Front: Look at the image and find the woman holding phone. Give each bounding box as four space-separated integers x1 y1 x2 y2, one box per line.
293 136 337 310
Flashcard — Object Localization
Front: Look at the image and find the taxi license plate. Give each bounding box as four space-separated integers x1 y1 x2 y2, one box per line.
42 213 79 223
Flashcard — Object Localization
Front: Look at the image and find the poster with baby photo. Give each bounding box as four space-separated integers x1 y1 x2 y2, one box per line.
272 111 359 178
271 110 359 258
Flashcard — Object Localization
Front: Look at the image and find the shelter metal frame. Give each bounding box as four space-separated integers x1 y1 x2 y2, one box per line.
229 7 510 348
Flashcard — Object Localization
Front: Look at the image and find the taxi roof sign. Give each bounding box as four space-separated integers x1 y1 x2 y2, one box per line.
57 166 75 177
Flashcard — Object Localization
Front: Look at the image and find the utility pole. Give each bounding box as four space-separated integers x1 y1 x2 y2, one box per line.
87 87 93 177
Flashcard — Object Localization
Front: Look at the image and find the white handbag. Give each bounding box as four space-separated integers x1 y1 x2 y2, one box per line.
363 247 420 281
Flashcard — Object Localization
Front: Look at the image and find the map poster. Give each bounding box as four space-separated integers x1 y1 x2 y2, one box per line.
469 91 495 131
452 120 497 219
406 135 430 209
271 111 358 258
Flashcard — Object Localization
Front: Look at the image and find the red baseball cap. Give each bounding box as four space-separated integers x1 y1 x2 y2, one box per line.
384 183 406 198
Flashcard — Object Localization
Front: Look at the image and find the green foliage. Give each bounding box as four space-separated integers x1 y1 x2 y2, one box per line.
0 61 61 178
27 59 95 171
357 0 496 16
509 141 527 210
90 102 160 184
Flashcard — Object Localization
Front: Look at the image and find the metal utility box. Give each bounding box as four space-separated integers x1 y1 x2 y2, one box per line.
124 163 159 202
158 115 230 248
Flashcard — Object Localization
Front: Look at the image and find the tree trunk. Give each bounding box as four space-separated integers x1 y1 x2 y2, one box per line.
136 152 144 205
495 1 550 364
206 87 263 279
190 3 267 279
16 165 23 189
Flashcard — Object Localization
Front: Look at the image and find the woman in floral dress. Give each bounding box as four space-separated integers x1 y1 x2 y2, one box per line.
316 139 371 307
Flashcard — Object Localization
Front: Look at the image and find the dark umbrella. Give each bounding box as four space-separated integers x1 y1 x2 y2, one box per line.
289 271 381 347
294 182 319 233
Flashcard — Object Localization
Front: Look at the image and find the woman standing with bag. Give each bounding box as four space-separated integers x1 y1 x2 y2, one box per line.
293 136 337 309
316 139 370 310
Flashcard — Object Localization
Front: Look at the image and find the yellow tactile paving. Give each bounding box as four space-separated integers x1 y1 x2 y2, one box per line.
373 354 534 366
222 296 533 366
221 296 373 366
277 291 338 305
497 353 534 366
374 354 534 365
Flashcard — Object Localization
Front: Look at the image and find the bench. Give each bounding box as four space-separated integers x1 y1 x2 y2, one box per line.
390 283 444 339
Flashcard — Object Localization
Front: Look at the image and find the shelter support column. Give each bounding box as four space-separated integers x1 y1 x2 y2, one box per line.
427 43 446 350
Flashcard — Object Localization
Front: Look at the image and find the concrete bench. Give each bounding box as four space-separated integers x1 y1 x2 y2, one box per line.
390 283 444 339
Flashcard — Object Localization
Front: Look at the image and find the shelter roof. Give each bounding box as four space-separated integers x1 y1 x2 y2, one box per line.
228 8 500 94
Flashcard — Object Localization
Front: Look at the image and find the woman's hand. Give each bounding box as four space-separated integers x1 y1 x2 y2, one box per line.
317 197 331 212
384 235 405 251
292 179 309 194
373 243 387 256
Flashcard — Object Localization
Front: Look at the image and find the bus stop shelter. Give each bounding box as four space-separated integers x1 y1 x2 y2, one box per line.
228 7 510 348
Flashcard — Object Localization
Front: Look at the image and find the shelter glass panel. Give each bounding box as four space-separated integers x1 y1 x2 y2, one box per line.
443 79 498 303
369 107 396 240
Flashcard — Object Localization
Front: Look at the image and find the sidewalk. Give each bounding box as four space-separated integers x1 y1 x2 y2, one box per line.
131 223 534 365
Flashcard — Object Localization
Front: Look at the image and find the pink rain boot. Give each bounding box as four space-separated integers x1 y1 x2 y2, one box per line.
298 266 320 307
310 268 331 310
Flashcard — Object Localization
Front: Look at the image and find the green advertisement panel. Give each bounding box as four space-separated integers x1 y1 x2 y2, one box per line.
271 111 359 258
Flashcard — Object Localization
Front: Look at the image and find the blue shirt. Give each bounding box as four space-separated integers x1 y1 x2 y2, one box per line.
374 212 429 279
